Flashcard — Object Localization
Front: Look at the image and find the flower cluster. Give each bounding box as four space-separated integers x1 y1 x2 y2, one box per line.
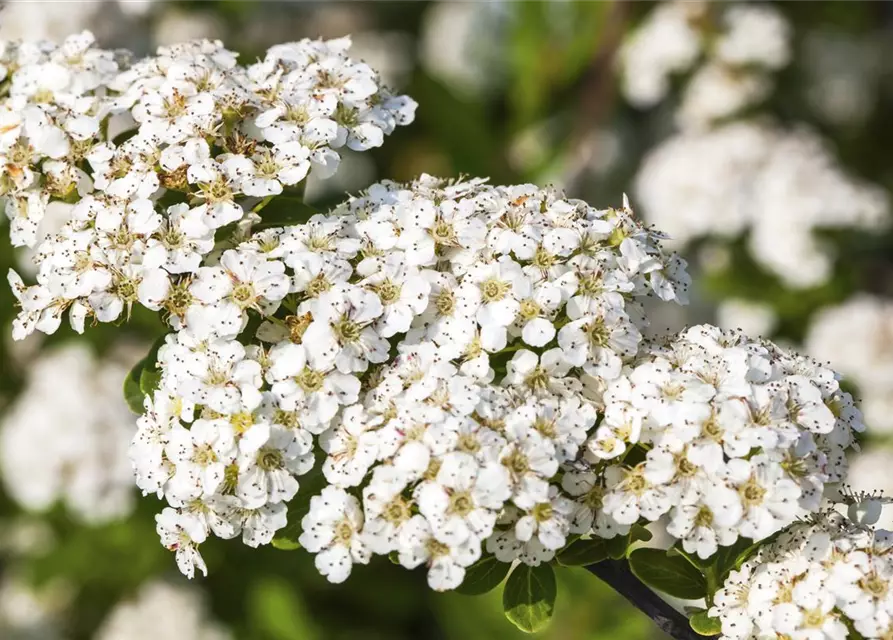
619 1 791 129
807 295 893 433
97 580 230 640
593 325 864 560
0 343 135 524
3 30 415 339
634 121 889 288
711 514 893 639
129 174 690 583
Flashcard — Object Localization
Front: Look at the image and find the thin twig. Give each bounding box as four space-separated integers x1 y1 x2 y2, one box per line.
586 559 717 640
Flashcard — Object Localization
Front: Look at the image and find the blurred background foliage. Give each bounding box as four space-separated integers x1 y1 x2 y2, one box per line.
2 1 893 639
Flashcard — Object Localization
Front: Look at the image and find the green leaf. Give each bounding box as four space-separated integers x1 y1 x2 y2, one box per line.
690 610 722 636
630 524 653 544
556 538 608 567
502 564 557 633
123 334 169 415
270 536 301 551
713 538 761 580
605 534 629 560
253 197 319 230
629 548 708 600
123 358 147 415
456 555 511 595
139 367 162 397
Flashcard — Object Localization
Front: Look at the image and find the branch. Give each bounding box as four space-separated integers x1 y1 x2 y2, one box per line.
585 559 716 640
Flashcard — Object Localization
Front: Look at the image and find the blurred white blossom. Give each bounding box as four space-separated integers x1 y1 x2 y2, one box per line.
0 343 136 523
807 295 893 432
635 121 889 288
96 581 230 640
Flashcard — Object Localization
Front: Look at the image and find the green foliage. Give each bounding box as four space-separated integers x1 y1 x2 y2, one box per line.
556 538 608 567
502 563 557 633
253 196 319 231
689 610 722 636
456 555 512 596
123 360 145 415
122 333 168 414
249 577 320 640
628 548 708 600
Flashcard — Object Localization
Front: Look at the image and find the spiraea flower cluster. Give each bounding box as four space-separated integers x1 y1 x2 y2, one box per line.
0 343 135 524
130 174 690 583
594 325 864 560
619 1 791 129
634 121 889 288
711 513 893 639
2 30 415 339
4 34 884 635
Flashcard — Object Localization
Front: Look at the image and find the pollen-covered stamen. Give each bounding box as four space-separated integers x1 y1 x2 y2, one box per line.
200 175 232 204
332 316 362 344
480 277 510 303
739 476 767 506
430 219 457 246
286 312 313 343
434 288 456 316
257 447 284 471
230 281 257 309
532 502 553 523
164 279 194 319
447 491 475 517
519 298 541 321
583 317 611 348
374 279 402 305
295 366 325 393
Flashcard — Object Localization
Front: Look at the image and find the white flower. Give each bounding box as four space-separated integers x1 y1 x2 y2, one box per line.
414 451 510 546
303 284 388 373
721 455 801 540
466 257 525 351
164 420 236 504
513 481 575 551
266 341 360 429
156 508 208 579
397 515 479 591
503 348 575 397
360 255 431 338
558 308 641 381
187 159 246 229
300 486 370 584
666 480 743 559
170 338 263 414
320 406 379 488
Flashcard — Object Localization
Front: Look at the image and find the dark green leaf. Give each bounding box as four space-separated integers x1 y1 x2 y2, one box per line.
456 555 511 595
673 545 712 571
690 610 722 636
502 563 557 633
629 548 708 600
123 358 147 415
556 538 608 567
139 367 162 397
123 333 169 414
253 197 319 230
630 524 654 544
716 538 761 579
606 534 629 560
